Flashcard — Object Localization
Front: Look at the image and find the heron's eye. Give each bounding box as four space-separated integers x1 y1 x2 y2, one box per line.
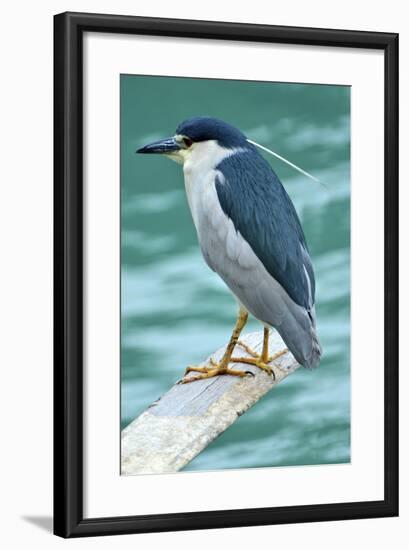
183 137 193 148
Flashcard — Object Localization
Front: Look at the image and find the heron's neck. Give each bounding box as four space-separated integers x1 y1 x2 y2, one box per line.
182 142 245 228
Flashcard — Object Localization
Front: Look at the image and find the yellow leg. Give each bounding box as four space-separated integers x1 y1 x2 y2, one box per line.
261 327 270 362
181 309 249 384
237 327 272 361
233 328 288 378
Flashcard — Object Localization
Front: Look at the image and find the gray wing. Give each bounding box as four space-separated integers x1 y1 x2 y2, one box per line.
215 149 315 310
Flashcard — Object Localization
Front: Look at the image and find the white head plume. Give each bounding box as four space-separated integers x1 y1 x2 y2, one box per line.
247 138 322 185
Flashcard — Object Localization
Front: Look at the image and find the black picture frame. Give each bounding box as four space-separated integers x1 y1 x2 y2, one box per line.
54 11 399 538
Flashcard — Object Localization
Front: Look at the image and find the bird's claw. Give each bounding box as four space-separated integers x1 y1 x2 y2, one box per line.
236 340 260 358
258 363 273 376
230 356 276 379
179 360 250 384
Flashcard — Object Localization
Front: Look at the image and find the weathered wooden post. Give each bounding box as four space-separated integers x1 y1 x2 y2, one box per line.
121 330 299 475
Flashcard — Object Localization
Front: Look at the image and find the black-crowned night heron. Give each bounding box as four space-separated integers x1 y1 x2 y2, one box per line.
137 117 322 383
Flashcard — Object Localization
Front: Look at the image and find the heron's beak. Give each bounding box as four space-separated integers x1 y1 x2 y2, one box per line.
136 137 181 155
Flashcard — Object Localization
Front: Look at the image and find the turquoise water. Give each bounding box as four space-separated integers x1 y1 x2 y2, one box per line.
121 75 350 471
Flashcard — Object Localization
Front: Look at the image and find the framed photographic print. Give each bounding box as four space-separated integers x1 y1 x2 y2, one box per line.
54 12 398 538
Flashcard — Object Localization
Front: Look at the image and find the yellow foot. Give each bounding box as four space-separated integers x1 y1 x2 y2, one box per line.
231 347 288 379
237 340 288 363
180 360 252 384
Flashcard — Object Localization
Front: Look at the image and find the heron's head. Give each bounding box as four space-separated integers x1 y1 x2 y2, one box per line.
136 117 249 165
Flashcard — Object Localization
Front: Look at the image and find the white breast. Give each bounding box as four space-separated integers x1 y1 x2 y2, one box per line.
182 140 239 229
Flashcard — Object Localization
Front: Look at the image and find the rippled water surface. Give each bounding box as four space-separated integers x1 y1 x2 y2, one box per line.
121 75 350 471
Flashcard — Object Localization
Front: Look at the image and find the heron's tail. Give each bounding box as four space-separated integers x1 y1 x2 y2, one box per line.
302 325 322 369
275 305 322 369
